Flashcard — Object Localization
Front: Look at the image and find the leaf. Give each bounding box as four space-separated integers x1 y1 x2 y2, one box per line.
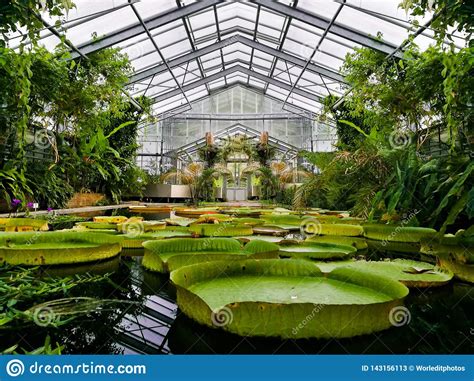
338 119 370 138
105 120 135 139
171 259 409 338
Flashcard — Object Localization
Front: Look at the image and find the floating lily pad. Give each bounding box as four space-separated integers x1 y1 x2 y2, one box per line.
122 230 193 249
252 225 290 236
260 214 303 226
420 232 474 264
174 208 218 218
93 216 128 224
236 235 287 244
0 218 49 232
302 221 364 237
437 259 474 283
317 259 453 288
142 238 279 273
0 231 123 265
421 230 474 283
278 241 357 260
232 218 265 226
306 235 368 250
195 214 234 223
76 222 119 230
188 223 253 237
165 216 196 227
117 220 166 233
363 224 437 243
170 259 409 339
366 239 421 254
218 209 262 217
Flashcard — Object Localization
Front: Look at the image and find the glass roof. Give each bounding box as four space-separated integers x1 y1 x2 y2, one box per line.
8 0 468 116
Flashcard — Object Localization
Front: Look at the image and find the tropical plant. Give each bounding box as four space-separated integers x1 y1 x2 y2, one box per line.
270 161 309 189
171 259 409 339
161 162 204 203
198 143 220 168
254 140 276 166
0 0 74 46
219 135 255 162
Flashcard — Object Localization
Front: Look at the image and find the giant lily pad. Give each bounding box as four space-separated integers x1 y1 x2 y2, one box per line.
260 214 303 226
93 216 128 224
420 231 474 264
252 225 289 236
302 221 363 236
232 218 265 226
170 259 409 339
76 222 119 230
0 218 49 232
314 259 453 288
363 224 437 243
188 223 253 237
142 238 279 273
122 230 193 249
165 216 195 227
218 209 262 217
436 259 474 283
174 208 218 218
0 231 123 265
366 239 420 254
306 235 368 250
117 220 166 233
237 235 287 244
421 229 474 283
278 241 357 260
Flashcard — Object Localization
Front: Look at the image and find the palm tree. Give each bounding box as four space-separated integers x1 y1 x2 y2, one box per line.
270 161 310 190
161 162 233 203
160 162 204 203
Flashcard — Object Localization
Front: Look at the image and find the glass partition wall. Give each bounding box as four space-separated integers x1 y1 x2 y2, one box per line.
137 85 337 176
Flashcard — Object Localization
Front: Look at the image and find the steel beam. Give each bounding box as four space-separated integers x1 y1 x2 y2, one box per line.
134 56 337 98
250 0 402 57
151 81 315 119
150 64 325 104
129 34 344 84
71 0 224 58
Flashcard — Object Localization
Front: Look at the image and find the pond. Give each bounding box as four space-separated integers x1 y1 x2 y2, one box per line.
1 247 473 355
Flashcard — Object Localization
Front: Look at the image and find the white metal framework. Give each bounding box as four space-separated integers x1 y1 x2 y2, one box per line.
7 0 465 118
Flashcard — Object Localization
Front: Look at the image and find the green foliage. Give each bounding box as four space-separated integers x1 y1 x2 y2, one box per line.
198 143 220 168
0 265 109 329
401 0 473 44
300 11 473 232
0 0 74 46
0 42 150 206
253 141 276 166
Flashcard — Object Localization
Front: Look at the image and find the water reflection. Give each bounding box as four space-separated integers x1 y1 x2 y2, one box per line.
1 246 473 355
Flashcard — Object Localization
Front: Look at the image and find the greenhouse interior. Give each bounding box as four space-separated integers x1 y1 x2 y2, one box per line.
0 0 472 356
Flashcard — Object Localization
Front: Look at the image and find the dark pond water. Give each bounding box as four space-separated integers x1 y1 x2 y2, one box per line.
2 246 473 355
